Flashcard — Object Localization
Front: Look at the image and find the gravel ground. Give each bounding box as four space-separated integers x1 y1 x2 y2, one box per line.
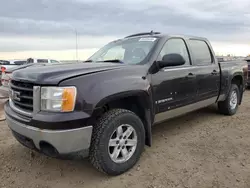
1 91 250 188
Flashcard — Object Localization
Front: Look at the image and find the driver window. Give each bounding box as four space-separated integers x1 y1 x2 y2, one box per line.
158 38 190 65
51 60 59 63
98 46 125 61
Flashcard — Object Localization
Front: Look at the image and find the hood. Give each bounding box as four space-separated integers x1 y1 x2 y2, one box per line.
12 62 125 85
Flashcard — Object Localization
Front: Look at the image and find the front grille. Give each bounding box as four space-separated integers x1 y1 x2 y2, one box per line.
10 80 34 111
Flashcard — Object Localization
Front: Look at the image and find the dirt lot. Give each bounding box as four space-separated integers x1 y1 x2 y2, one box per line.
1 92 250 188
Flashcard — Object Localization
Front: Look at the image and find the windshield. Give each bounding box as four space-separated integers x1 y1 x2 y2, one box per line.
0 60 10 65
87 37 158 65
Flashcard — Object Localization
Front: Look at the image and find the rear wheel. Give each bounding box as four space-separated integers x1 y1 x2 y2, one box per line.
218 84 239 115
89 109 145 175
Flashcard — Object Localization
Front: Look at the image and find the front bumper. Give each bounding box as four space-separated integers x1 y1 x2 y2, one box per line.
5 106 93 158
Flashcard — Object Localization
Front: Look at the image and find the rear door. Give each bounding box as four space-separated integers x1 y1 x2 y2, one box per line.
188 39 220 101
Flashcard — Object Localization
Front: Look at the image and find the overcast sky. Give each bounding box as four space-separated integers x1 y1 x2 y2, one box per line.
1 0 250 59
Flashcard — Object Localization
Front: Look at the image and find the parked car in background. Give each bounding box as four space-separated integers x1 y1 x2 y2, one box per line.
26 58 61 64
0 59 27 86
0 60 12 65
0 58 62 97
246 56 250 87
216 56 225 62
1 58 61 73
4 32 248 175
0 59 27 71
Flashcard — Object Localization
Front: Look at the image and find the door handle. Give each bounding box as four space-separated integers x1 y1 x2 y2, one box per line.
185 73 195 78
211 70 218 75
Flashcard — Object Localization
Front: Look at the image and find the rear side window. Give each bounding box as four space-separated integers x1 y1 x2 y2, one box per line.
51 60 60 63
37 59 49 63
14 61 26 65
189 40 212 65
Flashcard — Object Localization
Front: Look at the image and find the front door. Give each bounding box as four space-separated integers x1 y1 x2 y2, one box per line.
151 38 197 120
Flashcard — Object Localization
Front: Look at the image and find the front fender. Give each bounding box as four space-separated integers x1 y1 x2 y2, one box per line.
93 76 151 104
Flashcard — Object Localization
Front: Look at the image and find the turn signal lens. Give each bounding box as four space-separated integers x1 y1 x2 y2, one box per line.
61 87 76 112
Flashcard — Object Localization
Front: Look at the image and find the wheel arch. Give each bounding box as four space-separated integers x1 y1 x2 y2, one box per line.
231 74 243 104
92 90 154 146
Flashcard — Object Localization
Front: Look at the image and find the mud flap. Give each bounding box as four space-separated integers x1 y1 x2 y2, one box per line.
239 85 244 105
144 109 152 146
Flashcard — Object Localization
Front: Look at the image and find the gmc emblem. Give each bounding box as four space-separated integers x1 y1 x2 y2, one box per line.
9 89 21 101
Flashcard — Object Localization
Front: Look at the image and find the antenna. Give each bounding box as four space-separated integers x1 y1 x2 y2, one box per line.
68 25 79 62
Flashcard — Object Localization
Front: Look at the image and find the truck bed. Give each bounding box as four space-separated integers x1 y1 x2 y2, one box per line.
218 60 248 102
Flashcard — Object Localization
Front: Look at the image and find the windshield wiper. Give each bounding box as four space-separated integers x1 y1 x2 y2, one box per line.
84 59 93 62
85 59 124 64
102 59 124 64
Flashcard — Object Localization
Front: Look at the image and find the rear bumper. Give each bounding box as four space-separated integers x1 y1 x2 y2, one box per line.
5 110 93 158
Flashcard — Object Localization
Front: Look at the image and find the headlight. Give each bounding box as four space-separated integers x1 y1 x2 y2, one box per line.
41 86 77 112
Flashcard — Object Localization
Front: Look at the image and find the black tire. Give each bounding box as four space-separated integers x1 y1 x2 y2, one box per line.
89 109 145 176
218 84 240 115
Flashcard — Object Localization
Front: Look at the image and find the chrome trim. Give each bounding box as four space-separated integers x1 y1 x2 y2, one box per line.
6 114 93 154
33 86 41 114
161 66 193 72
9 85 41 116
154 97 217 124
9 98 32 117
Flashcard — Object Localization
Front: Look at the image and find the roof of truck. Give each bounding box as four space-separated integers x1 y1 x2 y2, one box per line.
124 31 208 41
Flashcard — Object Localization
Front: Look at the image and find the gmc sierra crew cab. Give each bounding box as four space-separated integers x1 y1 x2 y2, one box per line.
4 32 248 176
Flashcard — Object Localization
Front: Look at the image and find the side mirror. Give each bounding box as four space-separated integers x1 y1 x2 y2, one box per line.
158 53 185 68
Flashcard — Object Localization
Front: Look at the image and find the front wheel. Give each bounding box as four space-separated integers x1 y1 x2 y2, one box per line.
218 84 240 115
89 109 145 175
